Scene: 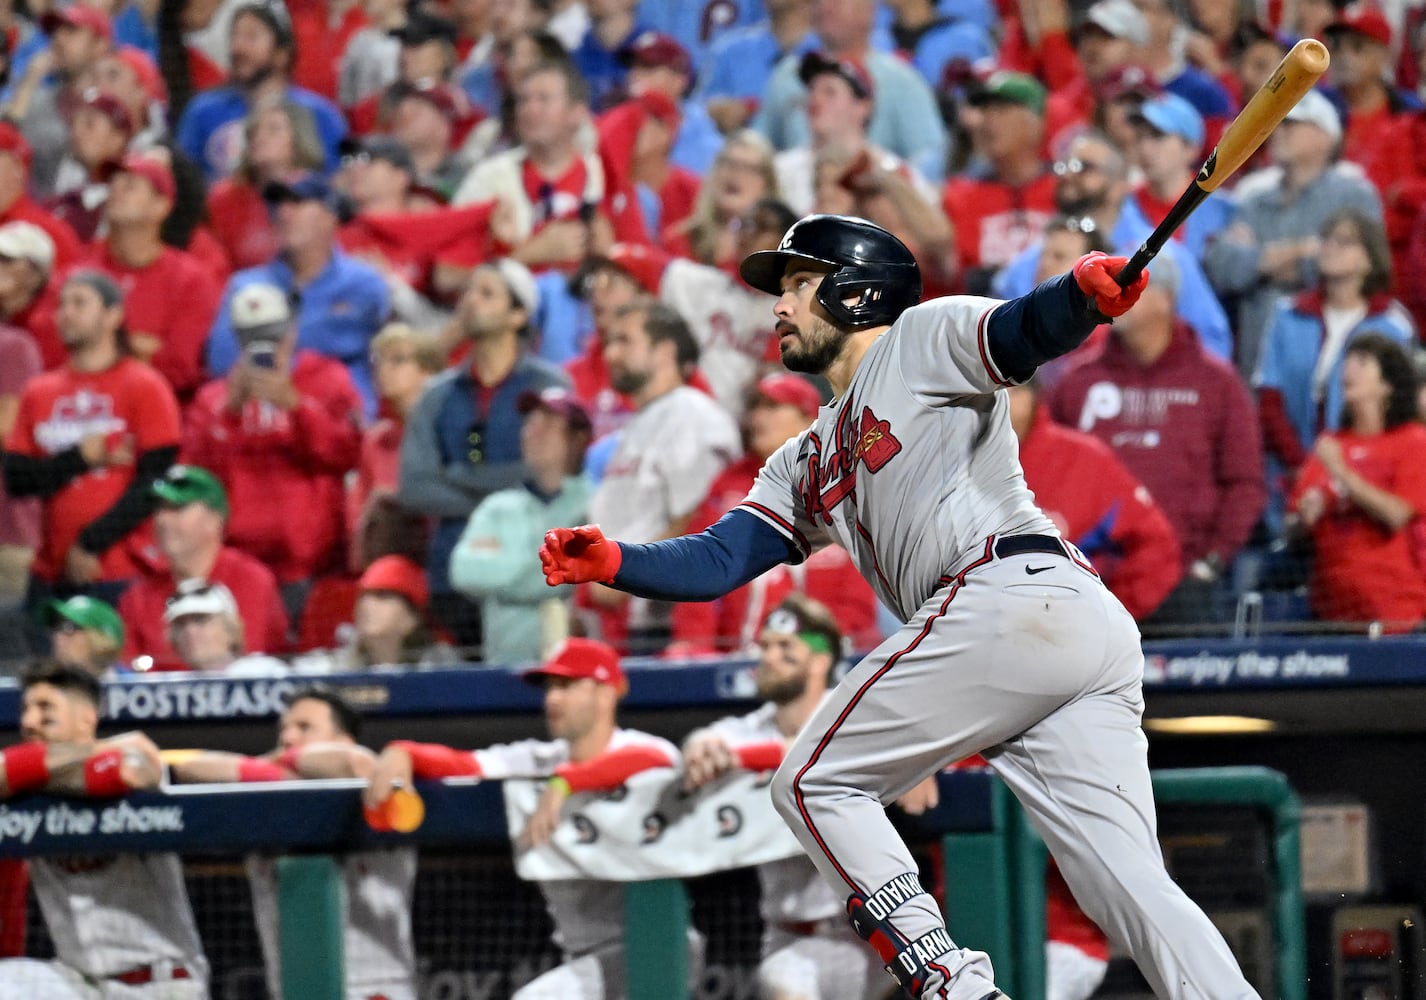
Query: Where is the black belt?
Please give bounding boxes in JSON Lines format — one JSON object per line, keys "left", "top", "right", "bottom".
{"left": 993, "top": 534, "right": 1067, "bottom": 560}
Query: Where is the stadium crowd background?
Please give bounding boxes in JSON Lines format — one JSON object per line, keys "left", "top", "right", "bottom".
{"left": 0, "top": 0, "right": 1422, "bottom": 670}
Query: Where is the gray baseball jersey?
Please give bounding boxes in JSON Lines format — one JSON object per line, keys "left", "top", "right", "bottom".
{"left": 734, "top": 294, "right": 1259, "bottom": 999}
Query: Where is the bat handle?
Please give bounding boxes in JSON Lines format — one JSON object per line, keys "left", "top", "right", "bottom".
{"left": 1115, "top": 245, "right": 1154, "bottom": 289}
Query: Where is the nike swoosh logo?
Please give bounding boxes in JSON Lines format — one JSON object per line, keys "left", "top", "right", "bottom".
{"left": 1025, "top": 565, "right": 1055, "bottom": 575}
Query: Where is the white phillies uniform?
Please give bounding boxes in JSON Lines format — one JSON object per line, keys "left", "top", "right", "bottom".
{"left": 659, "top": 258, "right": 777, "bottom": 418}
{"left": 247, "top": 847, "right": 418, "bottom": 1000}
{"left": 475, "top": 728, "right": 700, "bottom": 1000}
{"left": 0, "top": 853, "right": 209, "bottom": 1000}
{"left": 694, "top": 703, "right": 883, "bottom": 1000}
{"left": 739, "top": 297, "right": 1257, "bottom": 1000}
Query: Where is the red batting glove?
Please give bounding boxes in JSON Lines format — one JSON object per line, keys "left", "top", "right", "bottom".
{"left": 1072, "top": 252, "right": 1148, "bottom": 319}
{"left": 541, "top": 525, "right": 623, "bottom": 586}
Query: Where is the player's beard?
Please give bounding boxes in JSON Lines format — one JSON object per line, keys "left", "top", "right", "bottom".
{"left": 755, "top": 668, "right": 808, "bottom": 705}
{"left": 779, "top": 314, "right": 850, "bottom": 375}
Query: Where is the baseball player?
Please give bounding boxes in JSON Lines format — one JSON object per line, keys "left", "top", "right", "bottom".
{"left": 165, "top": 685, "right": 416, "bottom": 1000}
{"left": 683, "top": 593, "right": 882, "bottom": 1000}
{"left": 0, "top": 662, "right": 208, "bottom": 999}
{"left": 540, "top": 214, "right": 1258, "bottom": 999}
{"left": 363, "top": 638, "right": 699, "bottom": 1000}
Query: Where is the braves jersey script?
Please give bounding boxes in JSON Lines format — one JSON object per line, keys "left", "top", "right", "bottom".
{"left": 740, "top": 297, "right": 1056, "bottom": 620}
{"left": 248, "top": 848, "right": 418, "bottom": 1000}
{"left": 660, "top": 258, "right": 777, "bottom": 417}
{"left": 698, "top": 703, "right": 842, "bottom": 926}
{"left": 588, "top": 386, "right": 741, "bottom": 544}
{"left": 29, "top": 852, "right": 208, "bottom": 982}
{"left": 476, "top": 728, "right": 680, "bottom": 958}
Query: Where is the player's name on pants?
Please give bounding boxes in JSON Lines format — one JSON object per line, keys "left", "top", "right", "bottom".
{"left": 865, "top": 871, "right": 926, "bottom": 920}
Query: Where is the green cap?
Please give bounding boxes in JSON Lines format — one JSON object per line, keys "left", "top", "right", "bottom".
{"left": 152, "top": 464, "right": 228, "bottom": 517}
{"left": 969, "top": 71, "right": 1047, "bottom": 115}
{"left": 43, "top": 596, "right": 125, "bottom": 647}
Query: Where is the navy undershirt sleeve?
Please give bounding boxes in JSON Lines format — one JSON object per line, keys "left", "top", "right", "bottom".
{"left": 985, "top": 272, "right": 1100, "bottom": 384}
{"left": 611, "top": 508, "right": 798, "bottom": 601}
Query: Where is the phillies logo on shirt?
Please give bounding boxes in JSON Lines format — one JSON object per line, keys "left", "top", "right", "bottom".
{"left": 799, "top": 400, "right": 902, "bottom": 524}
{"left": 35, "top": 390, "right": 125, "bottom": 454}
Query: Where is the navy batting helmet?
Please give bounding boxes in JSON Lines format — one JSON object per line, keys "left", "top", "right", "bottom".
{"left": 739, "top": 215, "right": 921, "bottom": 329}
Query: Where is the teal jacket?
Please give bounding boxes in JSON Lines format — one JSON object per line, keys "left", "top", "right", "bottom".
{"left": 448, "top": 475, "right": 592, "bottom": 666}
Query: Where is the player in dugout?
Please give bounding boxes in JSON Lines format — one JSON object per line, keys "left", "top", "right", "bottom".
{"left": 681, "top": 592, "right": 884, "bottom": 1000}
{"left": 0, "top": 662, "right": 209, "bottom": 998}
{"left": 363, "top": 637, "right": 701, "bottom": 1000}
{"left": 164, "top": 684, "right": 416, "bottom": 1000}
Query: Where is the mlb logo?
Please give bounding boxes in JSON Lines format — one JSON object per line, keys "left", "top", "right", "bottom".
{"left": 1143, "top": 654, "right": 1168, "bottom": 684}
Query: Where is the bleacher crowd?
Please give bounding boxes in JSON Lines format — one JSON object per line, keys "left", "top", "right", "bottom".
{"left": 0, "top": 0, "right": 1425, "bottom": 682}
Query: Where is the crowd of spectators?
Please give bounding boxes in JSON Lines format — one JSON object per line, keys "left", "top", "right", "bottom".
{"left": 2, "top": 0, "right": 1426, "bottom": 679}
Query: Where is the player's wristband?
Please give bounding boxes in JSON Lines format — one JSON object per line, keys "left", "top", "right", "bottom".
{"left": 547, "top": 775, "right": 572, "bottom": 797}
{"left": 2, "top": 743, "right": 50, "bottom": 793}
{"left": 83, "top": 749, "right": 128, "bottom": 797}
{"left": 237, "top": 757, "right": 289, "bottom": 783}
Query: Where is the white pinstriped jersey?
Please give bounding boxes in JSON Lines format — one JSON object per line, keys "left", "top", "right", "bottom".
{"left": 474, "top": 728, "right": 681, "bottom": 959}
{"left": 29, "top": 852, "right": 208, "bottom": 981}
{"left": 660, "top": 258, "right": 777, "bottom": 418}
{"left": 248, "top": 848, "right": 418, "bottom": 1000}
{"left": 739, "top": 296, "right": 1057, "bottom": 620}
{"left": 697, "top": 703, "right": 842, "bottom": 925}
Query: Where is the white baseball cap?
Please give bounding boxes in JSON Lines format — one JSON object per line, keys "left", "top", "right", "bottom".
{"left": 1284, "top": 89, "right": 1342, "bottom": 144}
{"left": 488, "top": 257, "right": 540, "bottom": 317}
{"left": 0, "top": 221, "right": 55, "bottom": 275}
{"left": 164, "top": 579, "right": 240, "bottom": 624}
{"left": 230, "top": 282, "right": 292, "bottom": 341}
{"left": 1084, "top": 0, "right": 1149, "bottom": 46}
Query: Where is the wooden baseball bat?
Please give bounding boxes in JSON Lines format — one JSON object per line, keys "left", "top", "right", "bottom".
{"left": 1115, "top": 38, "right": 1332, "bottom": 288}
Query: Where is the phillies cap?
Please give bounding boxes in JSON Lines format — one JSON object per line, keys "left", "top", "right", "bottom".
{"left": 516, "top": 386, "right": 593, "bottom": 431}
{"left": 359, "top": 555, "right": 429, "bottom": 611}
{"left": 0, "top": 221, "right": 56, "bottom": 275}
{"left": 164, "top": 579, "right": 239, "bottom": 624}
{"left": 41, "top": 4, "right": 113, "bottom": 40}
{"left": 1082, "top": 0, "right": 1149, "bottom": 45}
{"left": 1328, "top": 3, "right": 1393, "bottom": 47}
{"left": 152, "top": 464, "right": 229, "bottom": 517}
{"left": 114, "top": 47, "right": 168, "bottom": 105}
{"left": 619, "top": 30, "right": 692, "bottom": 77}
{"left": 1094, "top": 63, "right": 1161, "bottom": 103}
{"left": 752, "top": 374, "right": 822, "bottom": 420}
{"left": 1133, "top": 92, "right": 1205, "bottom": 147}
{"left": 0, "top": 122, "right": 32, "bottom": 170}
{"left": 523, "top": 638, "right": 627, "bottom": 690}
{"left": 967, "top": 71, "right": 1046, "bottom": 115}
{"left": 43, "top": 595, "right": 124, "bottom": 647}
{"left": 230, "top": 282, "right": 292, "bottom": 341}
{"left": 1284, "top": 88, "right": 1343, "bottom": 143}
{"left": 102, "top": 152, "right": 175, "bottom": 199}
{"left": 798, "top": 50, "right": 874, "bottom": 101}
{"left": 392, "top": 80, "right": 468, "bottom": 123}
{"left": 75, "top": 87, "right": 135, "bottom": 135}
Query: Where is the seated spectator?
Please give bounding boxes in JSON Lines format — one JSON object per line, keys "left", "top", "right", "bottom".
{"left": 206, "top": 97, "right": 329, "bottom": 273}
{"left": 350, "top": 323, "right": 444, "bottom": 571}
{"left": 0, "top": 222, "right": 59, "bottom": 371}
{"left": 386, "top": 80, "right": 477, "bottom": 202}
{"left": 694, "top": 0, "right": 815, "bottom": 137}
{"left": 620, "top": 31, "right": 722, "bottom": 177}
{"left": 207, "top": 173, "right": 392, "bottom": 419}
{"left": 1048, "top": 254, "right": 1265, "bottom": 629}
{"left": 166, "top": 685, "right": 416, "bottom": 1000}
{"left": 1257, "top": 209, "right": 1414, "bottom": 476}
{"left": 0, "top": 125, "right": 81, "bottom": 277}
{"left": 347, "top": 10, "right": 461, "bottom": 133}
{"left": 778, "top": 53, "right": 949, "bottom": 283}
{"left": 184, "top": 282, "right": 363, "bottom": 615}
{"left": 398, "top": 258, "right": 569, "bottom": 651}
{"left": 3, "top": 271, "right": 180, "bottom": 633}
{"left": 755, "top": 0, "right": 949, "bottom": 182}
{"left": 580, "top": 300, "right": 741, "bottom": 653}
{"left": 81, "top": 153, "right": 222, "bottom": 400}
{"left": 163, "top": 579, "right": 289, "bottom": 676}
{"left": 0, "top": 664, "right": 205, "bottom": 992}
{"left": 44, "top": 595, "right": 127, "bottom": 678}
{"left": 119, "top": 463, "right": 288, "bottom": 670}
{"left": 45, "top": 88, "right": 135, "bottom": 240}
{"left": 339, "top": 0, "right": 405, "bottom": 112}
{"left": 1130, "top": 0, "right": 1234, "bottom": 124}
{"left": 569, "top": 0, "right": 646, "bottom": 113}
{"left": 1008, "top": 379, "right": 1181, "bottom": 621}
{"left": 460, "top": 30, "right": 568, "bottom": 166}
{"left": 1289, "top": 334, "right": 1426, "bottom": 632}
{"left": 450, "top": 387, "right": 594, "bottom": 666}
{"left": 1127, "top": 93, "right": 1232, "bottom": 264}
{"left": 596, "top": 81, "right": 700, "bottom": 252}
{"left": 363, "top": 638, "right": 700, "bottom": 999}
{"left": 564, "top": 254, "right": 646, "bottom": 439}
{"left": 941, "top": 71, "right": 1056, "bottom": 295}
{"left": 663, "top": 129, "right": 780, "bottom": 268}
{"left": 1042, "top": 0, "right": 1149, "bottom": 149}
{"left": 1091, "top": 62, "right": 1163, "bottom": 158}
{"left": 297, "top": 555, "right": 456, "bottom": 671}
{"left": 669, "top": 375, "right": 881, "bottom": 656}
{"left": 1323, "top": 5, "right": 1420, "bottom": 180}
{"left": 884, "top": 0, "right": 994, "bottom": 88}
{"left": 175, "top": 0, "right": 347, "bottom": 180}
{"left": 0, "top": 304, "right": 41, "bottom": 603}
{"left": 1205, "top": 89, "right": 1382, "bottom": 376}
